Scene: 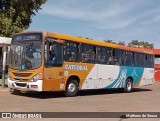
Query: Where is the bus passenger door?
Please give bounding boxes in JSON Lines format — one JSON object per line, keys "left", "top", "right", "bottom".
{"left": 43, "top": 38, "right": 64, "bottom": 91}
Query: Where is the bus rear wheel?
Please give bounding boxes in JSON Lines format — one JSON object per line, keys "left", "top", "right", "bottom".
{"left": 65, "top": 79, "right": 79, "bottom": 97}
{"left": 124, "top": 78, "right": 133, "bottom": 93}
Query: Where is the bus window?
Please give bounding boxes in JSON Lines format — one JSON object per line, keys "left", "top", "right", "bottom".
{"left": 56, "top": 44, "right": 63, "bottom": 65}
{"left": 45, "top": 38, "right": 63, "bottom": 67}
{"left": 106, "top": 48, "right": 112, "bottom": 65}
{"left": 96, "top": 46, "right": 111, "bottom": 64}
{"left": 145, "top": 54, "right": 154, "bottom": 68}
{"left": 64, "top": 41, "right": 79, "bottom": 62}
{"left": 113, "top": 49, "right": 124, "bottom": 65}
{"left": 81, "top": 44, "right": 95, "bottom": 63}
{"left": 97, "top": 46, "right": 106, "bottom": 64}
{"left": 124, "top": 51, "right": 134, "bottom": 66}
{"left": 135, "top": 53, "right": 145, "bottom": 67}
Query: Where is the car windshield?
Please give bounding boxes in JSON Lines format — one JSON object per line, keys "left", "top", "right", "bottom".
{"left": 9, "top": 42, "right": 42, "bottom": 70}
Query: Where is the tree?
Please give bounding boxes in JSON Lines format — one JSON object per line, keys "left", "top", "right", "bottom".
{"left": 104, "top": 39, "right": 154, "bottom": 48}
{"left": 128, "top": 40, "right": 139, "bottom": 47}
{"left": 0, "top": 0, "right": 47, "bottom": 37}
{"left": 128, "top": 40, "right": 154, "bottom": 49}
{"left": 104, "top": 40, "right": 126, "bottom": 46}
{"left": 104, "top": 40, "right": 117, "bottom": 44}
{"left": 118, "top": 41, "right": 125, "bottom": 46}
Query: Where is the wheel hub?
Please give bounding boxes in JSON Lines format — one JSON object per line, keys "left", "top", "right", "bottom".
{"left": 68, "top": 83, "right": 76, "bottom": 93}
{"left": 127, "top": 82, "right": 132, "bottom": 91}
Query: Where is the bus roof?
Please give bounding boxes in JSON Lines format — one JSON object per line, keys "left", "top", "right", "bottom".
{"left": 20, "top": 31, "right": 154, "bottom": 54}
{"left": 48, "top": 32, "right": 154, "bottom": 54}
{"left": 153, "top": 49, "right": 160, "bottom": 55}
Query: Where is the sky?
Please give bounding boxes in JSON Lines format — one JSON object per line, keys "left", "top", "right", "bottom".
{"left": 29, "top": 0, "right": 160, "bottom": 48}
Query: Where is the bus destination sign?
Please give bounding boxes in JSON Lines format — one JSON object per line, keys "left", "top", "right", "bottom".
{"left": 13, "top": 34, "right": 42, "bottom": 42}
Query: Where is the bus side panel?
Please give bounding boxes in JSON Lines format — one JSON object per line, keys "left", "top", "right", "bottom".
{"left": 144, "top": 68, "right": 154, "bottom": 85}
{"left": 105, "top": 66, "right": 145, "bottom": 88}
{"left": 81, "top": 64, "right": 120, "bottom": 90}
{"left": 43, "top": 63, "right": 153, "bottom": 91}
{"left": 43, "top": 62, "right": 95, "bottom": 91}
{"left": 81, "top": 64, "right": 98, "bottom": 89}
{"left": 81, "top": 65, "right": 146, "bottom": 89}
{"left": 43, "top": 66, "right": 76, "bottom": 92}
{"left": 138, "top": 68, "right": 154, "bottom": 86}
{"left": 97, "top": 65, "right": 119, "bottom": 88}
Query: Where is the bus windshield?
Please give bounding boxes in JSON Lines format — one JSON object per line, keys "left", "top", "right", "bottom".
{"left": 10, "top": 42, "right": 42, "bottom": 70}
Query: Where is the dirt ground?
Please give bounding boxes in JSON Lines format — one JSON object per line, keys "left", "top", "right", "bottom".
{"left": 0, "top": 81, "right": 160, "bottom": 121}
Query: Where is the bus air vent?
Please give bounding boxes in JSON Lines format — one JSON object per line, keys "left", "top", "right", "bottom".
{"left": 15, "top": 83, "right": 27, "bottom": 87}
{"left": 12, "top": 73, "right": 32, "bottom": 77}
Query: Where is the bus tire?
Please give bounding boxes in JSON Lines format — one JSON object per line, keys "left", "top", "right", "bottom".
{"left": 65, "top": 79, "right": 79, "bottom": 97}
{"left": 124, "top": 78, "right": 133, "bottom": 93}
{"left": 10, "top": 88, "right": 20, "bottom": 95}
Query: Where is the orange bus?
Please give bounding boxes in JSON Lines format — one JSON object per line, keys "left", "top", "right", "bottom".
{"left": 8, "top": 31, "right": 155, "bottom": 96}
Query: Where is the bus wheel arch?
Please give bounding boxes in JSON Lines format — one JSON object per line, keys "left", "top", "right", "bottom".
{"left": 124, "top": 77, "right": 133, "bottom": 93}
{"left": 65, "top": 76, "right": 80, "bottom": 97}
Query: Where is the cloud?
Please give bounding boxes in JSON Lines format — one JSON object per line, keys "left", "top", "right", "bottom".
{"left": 158, "top": 36, "right": 160, "bottom": 40}
{"left": 28, "top": 0, "right": 160, "bottom": 48}
{"left": 140, "top": 14, "right": 160, "bottom": 25}
{"left": 39, "top": 0, "right": 160, "bottom": 30}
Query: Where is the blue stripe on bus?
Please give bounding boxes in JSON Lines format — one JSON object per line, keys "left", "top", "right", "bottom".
{"left": 105, "top": 66, "right": 144, "bottom": 88}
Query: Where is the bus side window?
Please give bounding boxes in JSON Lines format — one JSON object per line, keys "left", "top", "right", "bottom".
{"left": 145, "top": 54, "right": 154, "bottom": 68}
{"left": 45, "top": 40, "right": 56, "bottom": 66}
{"left": 96, "top": 46, "right": 109, "bottom": 64}
{"left": 64, "top": 41, "right": 79, "bottom": 62}
{"left": 109, "top": 49, "right": 115, "bottom": 65}
{"left": 135, "top": 53, "right": 145, "bottom": 67}
{"left": 45, "top": 38, "right": 63, "bottom": 67}
{"left": 113, "top": 49, "right": 124, "bottom": 65}
{"left": 124, "top": 51, "right": 134, "bottom": 66}
{"left": 81, "top": 44, "right": 95, "bottom": 63}
{"left": 106, "top": 48, "right": 112, "bottom": 65}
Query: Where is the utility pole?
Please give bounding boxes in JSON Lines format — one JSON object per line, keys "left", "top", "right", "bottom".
{"left": 2, "top": 45, "right": 7, "bottom": 88}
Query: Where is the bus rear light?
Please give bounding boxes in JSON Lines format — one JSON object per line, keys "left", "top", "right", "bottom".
{"left": 31, "top": 85, "right": 38, "bottom": 89}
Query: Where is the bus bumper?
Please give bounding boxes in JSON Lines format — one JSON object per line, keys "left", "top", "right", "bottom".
{"left": 8, "top": 79, "right": 43, "bottom": 92}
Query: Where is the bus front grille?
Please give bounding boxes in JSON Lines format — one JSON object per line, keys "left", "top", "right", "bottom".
{"left": 15, "top": 83, "right": 27, "bottom": 87}
{"left": 12, "top": 73, "right": 32, "bottom": 77}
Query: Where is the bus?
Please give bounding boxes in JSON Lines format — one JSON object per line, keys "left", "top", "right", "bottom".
{"left": 8, "top": 31, "right": 155, "bottom": 96}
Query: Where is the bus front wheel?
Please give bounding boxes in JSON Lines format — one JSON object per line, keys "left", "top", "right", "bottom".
{"left": 124, "top": 78, "right": 133, "bottom": 93}
{"left": 10, "top": 88, "right": 20, "bottom": 95}
{"left": 65, "top": 79, "right": 79, "bottom": 97}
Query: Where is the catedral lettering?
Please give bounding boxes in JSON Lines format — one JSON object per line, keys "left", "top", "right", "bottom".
{"left": 8, "top": 31, "right": 155, "bottom": 97}
{"left": 65, "top": 64, "right": 88, "bottom": 70}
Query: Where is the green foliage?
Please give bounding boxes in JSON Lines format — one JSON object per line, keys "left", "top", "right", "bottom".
{"left": 104, "top": 40, "right": 125, "bottom": 46}
{"left": 0, "top": 0, "right": 47, "bottom": 37}
{"left": 118, "top": 41, "right": 125, "bottom": 46}
{"left": 104, "top": 40, "right": 117, "bottom": 44}
{"left": 104, "top": 39, "right": 154, "bottom": 48}
{"left": 128, "top": 40, "right": 154, "bottom": 49}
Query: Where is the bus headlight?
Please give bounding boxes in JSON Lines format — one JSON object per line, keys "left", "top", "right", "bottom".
{"left": 31, "top": 73, "right": 42, "bottom": 82}
{"left": 8, "top": 75, "right": 12, "bottom": 80}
